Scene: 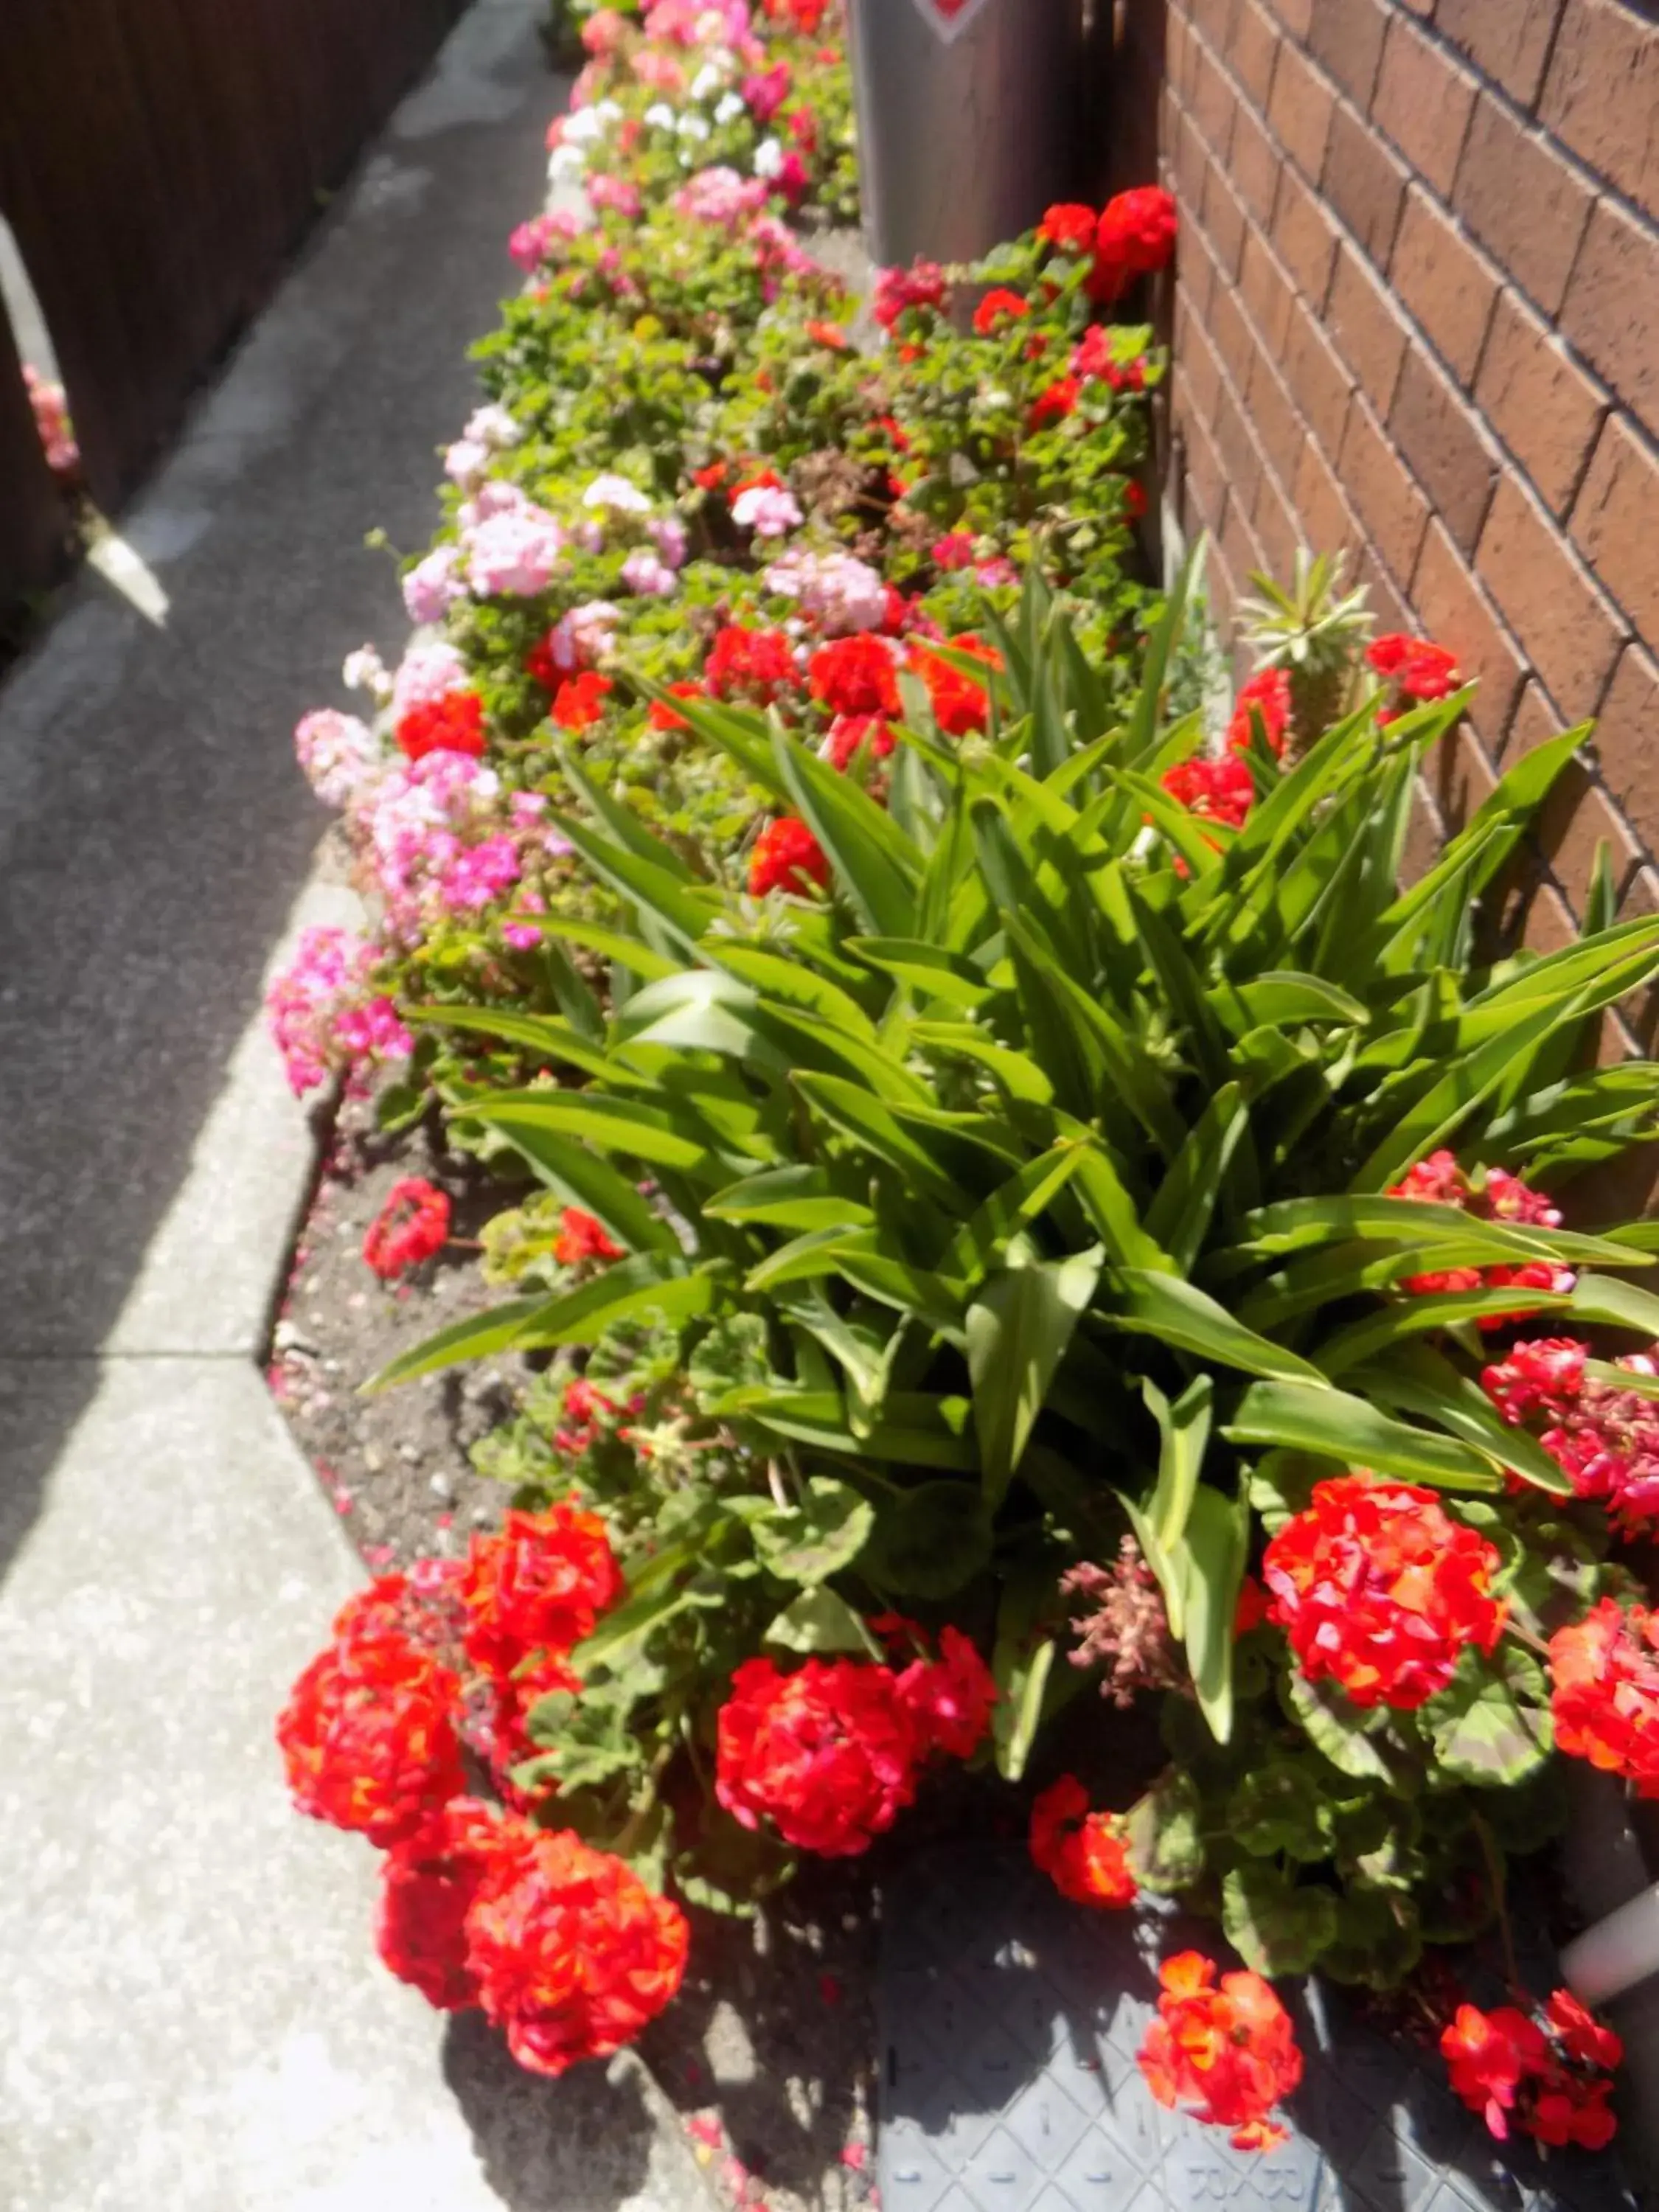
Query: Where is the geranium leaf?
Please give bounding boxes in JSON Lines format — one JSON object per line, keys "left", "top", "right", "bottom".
{"left": 858, "top": 1478, "right": 993, "bottom": 1599}
{"left": 751, "top": 1477, "right": 874, "bottom": 1585}
{"left": 1221, "top": 1863, "right": 1339, "bottom": 1977}
{"left": 1124, "top": 1770, "right": 1206, "bottom": 1894}
{"left": 764, "top": 1587, "right": 882, "bottom": 1657}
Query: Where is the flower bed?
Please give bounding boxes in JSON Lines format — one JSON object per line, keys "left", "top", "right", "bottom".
{"left": 271, "top": 0, "right": 1659, "bottom": 2168}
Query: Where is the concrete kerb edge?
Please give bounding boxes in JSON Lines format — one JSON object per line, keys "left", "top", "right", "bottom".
{"left": 156, "top": 847, "right": 725, "bottom": 2202}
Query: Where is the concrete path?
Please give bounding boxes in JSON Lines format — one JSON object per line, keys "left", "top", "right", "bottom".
{"left": 0, "top": 7, "right": 712, "bottom": 2206}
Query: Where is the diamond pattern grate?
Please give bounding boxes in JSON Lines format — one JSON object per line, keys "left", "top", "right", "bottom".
{"left": 877, "top": 1847, "right": 1639, "bottom": 2212}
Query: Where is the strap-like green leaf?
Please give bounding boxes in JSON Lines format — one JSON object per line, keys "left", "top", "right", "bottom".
{"left": 365, "top": 1294, "right": 557, "bottom": 1391}
{"left": 466, "top": 1089, "right": 725, "bottom": 1176}
{"left": 1107, "top": 1270, "right": 1330, "bottom": 1384}
{"left": 771, "top": 718, "right": 921, "bottom": 939}
{"left": 405, "top": 1004, "right": 616, "bottom": 1081}
{"left": 967, "top": 1252, "right": 1102, "bottom": 1506}
{"left": 1223, "top": 1380, "right": 1503, "bottom": 1489}
{"left": 1144, "top": 1083, "right": 1248, "bottom": 1271}
{"left": 455, "top": 1113, "right": 675, "bottom": 1254}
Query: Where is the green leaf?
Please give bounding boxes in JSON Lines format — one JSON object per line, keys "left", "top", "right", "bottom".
{"left": 1124, "top": 1770, "right": 1206, "bottom": 1894}
{"left": 1107, "top": 1270, "right": 1332, "bottom": 1385}
{"left": 764, "top": 1587, "right": 882, "bottom": 1656}
{"left": 849, "top": 936, "right": 994, "bottom": 1010}
{"left": 1282, "top": 1670, "right": 1417, "bottom": 1787}
{"left": 364, "top": 1293, "right": 554, "bottom": 1392}
{"left": 1312, "top": 1286, "right": 1574, "bottom": 1377}
{"left": 992, "top": 1635, "right": 1057, "bottom": 1784}
{"left": 858, "top": 1479, "right": 995, "bottom": 1599}
{"left": 1182, "top": 1482, "right": 1248, "bottom": 1745}
{"left": 1569, "top": 1273, "right": 1659, "bottom": 1337}
{"left": 1144, "top": 1083, "right": 1249, "bottom": 1272}
{"left": 1145, "top": 1376, "right": 1214, "bottom": 1560}
{"left": 1228, "top": 1761, "right": 1335, "bottom": 1860}
{"left": 751, "top": 1476, "right": 875, "bottom": 1585}
{"left": 704, "top": 1164, "right": 875, "bottom": 1234}
{"left": 1422, "top": 1653, "right": 1553, "bottom": 1786}
{"left": 1221, "top": 1863, "right": 1339, "bottom": 1977}
{"left": 405, "top": 1004, "right": 616, "bottom": 1080}
{"left": 792, "top": 1071, "right": 964, "bottom": 1208}
{"left": 511, "top": 1256, "right": 722, "bottom": 1353}
{"left": 467, "top": 1090, "right": 725, "bottom": 1177}
{"left": 771, "top": 717, "right": 921, "bottom": 938}
{"left": 458, "top": 1116, "right": 677, "bottom": 1256}
{"left": 1225, "top": 1380, "right": 1504, "bottom": 1490}
{"left": 967, "top": 1251, "right": 1102, "bottom": 1505}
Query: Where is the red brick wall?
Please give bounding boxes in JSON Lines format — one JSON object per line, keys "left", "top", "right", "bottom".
{"left": 1149, "top": 0, "right": 1659, "bottom": 954}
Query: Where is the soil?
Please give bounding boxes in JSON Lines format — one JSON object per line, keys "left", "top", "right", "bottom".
{"left": 268, "top": 1084, "right": 880, "bottom": 2212}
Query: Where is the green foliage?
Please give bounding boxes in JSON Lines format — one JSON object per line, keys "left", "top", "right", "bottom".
{"left": 401, "top": 551, "right": 1659, "bottom": 1978}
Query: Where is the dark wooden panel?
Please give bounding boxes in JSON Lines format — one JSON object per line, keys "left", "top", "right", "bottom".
{"left": 0, "top": 0, "right": 468, "bottom": 512}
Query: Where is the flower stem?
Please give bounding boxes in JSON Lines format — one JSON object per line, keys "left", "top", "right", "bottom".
{"left": 1472, "top": 1812, "right": 1521, "bottom": 1997}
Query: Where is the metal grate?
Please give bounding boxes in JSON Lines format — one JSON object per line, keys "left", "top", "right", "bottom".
{"left": 878, "top": 1846, "right": 1639, "bottom": 2212}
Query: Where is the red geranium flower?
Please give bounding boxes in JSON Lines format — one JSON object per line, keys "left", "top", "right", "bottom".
{"left": 1138, "top": 1952, "right": 1303, "bottom": 2152}
{"left": 459, "top": 1501, "right": 622, "bottom": 1678}
{"left": 465, "top": 1826, "right": 689, "bottom": 2076}
{"left": 749, "top": 816, "right": 830, "bottom": 897}
{"left": 1073, "top": 324, "right": 1147, "bottom": 388}
{"left": 363, "top": 1178, "right": 451, "bottom": 1279}
{"left": 895, "top": 1627, "right": 998, "bottom": 1761}
{"left": 973, "top": 287, "right": 1031, "bottom": 335}
{"left": 649, "top": 680, "right": 705, "bottom": 731}
{"left": 908, "top": 634, "right": 1001, "bottom": 737}
{"left": 277, "top": 1629, "right": 465, "bottom": 1847}
{"left": 804, "top": 319, "right": 849, "bottom": 350}
{"left": 824, "top": 714, "right": 896, "bottom": 771}
{"left": 1029, "top": 1775, "right": 1138, "bottom": 1907}
{"left": 1162, "top": 752, "right": 1256, "bottom": 830}
{"left": 1262, "top": 1474, "right": 1504, "bottom": 1709}
{"left": 1226, "top": 667, "right": 1292, "bottom": 757}
{"left": 872, "top": 260, "right": 948, "bottom": 333}
{"left": 553, "top": 1206, "right": 625, "bottom": 1265}
{"left": 1090, "top": 186, "right": 1178, "bottom": 303}
{"left": 1442, "top": 1988, "right": 1621, "bottom": 2150}
{"left": 1029, "top": 376, "right": 1080, "bottom": 428}
{"left": 715, "top": 1655, "right": 919, "bottom": 1856}
{"left": 1368, "top": 633, "right": 1462, "bottom": 702}
{"left": 377, "top": 1795, "right": 507, "bottom": 2009}
{"left": 1550, "top": 1598, "right": 1659, "bottom": 1796}
{"left": 397, "top": 692, "right": 487, "bottom": 762}
{"left": 808, "top": 633, "right": 901, "bottom": 718}
{"left": 1387, "top": 1152, "right": 1575, "bottom": 1321}
{"left": 552, "top": 671, "right": 613, "bottom": 731}
{"left": 706, "top": 624, "right": 799, "bottom": 705}
{"left": 1040, "top": 203, "right": 1102, "bottom": 254}
{"left": 692, "top": 461, "right": 728, "bottom": 491}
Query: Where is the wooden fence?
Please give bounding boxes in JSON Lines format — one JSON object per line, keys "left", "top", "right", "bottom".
{"left": 0, "top": 0, "right": 467, "bottom": 607}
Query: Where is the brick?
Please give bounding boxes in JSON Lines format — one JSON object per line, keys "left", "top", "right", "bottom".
{"left": 1368, "top": 16, "right": 1479, "bottom": 198}
{"left": 1227, "top": 0, "right": 1281, "bottom": 108}
{"left": 1540, "top": 0, "right": 1659, "bottom": 217}
{"left": 1474, "top": 288, "right": 1610, "bottom": 517}
{"left": 1340, "top": 395, "right": 1432, "bottom": 587}
{"left": 1237, "top": 228, "right": 1295, "bottom": 358}
{"left": 1246, "top": 349, "right": 1305, "bottom": 491}
{"left": 1322, "top": 102, "right": 1408, "bottom": 266}
{"left": 1172, "top": 108, "right": 1212, "bottom": 241}
{"left": 1537, "top": 751, "right": 1642, "bottom": 915}
{"left": 1207, "top": 271, "right": 1256, "bottom": 399}
{"left": 1220, "top": 477, "right": 1267, "bottom": 584}
{"left": 1475, "top": 476, "right": 1627, "bottom": 722}
{"left": 1434, "top": 0, "right": 1565, "bottom": 109}
{"left": 1260, "top": 0, "right": 1312, "bottom": 38}
{"left": 1506, "top": 677, "right": 1568, "bottom": 762}
{"left": 1522, "top": 880, "right": 1579, "bottom": 956}
{"left": 1189, "top": 0, "right": 1241, "bottom": 58}
{"left": 1452, "top": 95, "right": 1594, "bottom": 318}
{"left": 1166, "top": 7, "right": 1197, "bottom": 103}
{"left": 1175, "top": 285, "right": 1225, "bottom": 422}
{"left": 1388, "top": 347, "right": 1500, "bottom": 556}
{"left": 1208, "top": 542, "right": 1239, "bottom": 635}
{"left": 1189, "top": 35, "right": 1239, "bottom": 165}
{"left": 1282, "top": 291, "right": 1355, "bottom": 457}
{"left": 1432, "top": 723, "right": 1499, "bottom": 838}
{"left": 1175, "top": 388, "right": 1230, "bottom": 534}
{"left": 1559, "top": 198, "right": 1659, "bottom": 428}
{"left": 1214, "top": 375, "right": 1267, "bottom": 518}
{"left": 1200, "top": 158, "right": 1250, "bottom": 279}
{"left": 1354, "top": 543, "right": 1412, "bottom": 637}
{"left": 1399, "top": 786, "right": 1445, "bottom": 886}
{"left": 1228, "top": 98, "right": 1282, "bottom": 226}
{"left": 1251, "top": 452, "right": 1301, "bottom": 577}
{"left": 1265, "top": 35, "right": 1335, "bottom": 181}
{"left": 1325, "top": 242, "right": 1411, "bottom": 415}
{"left": 1386, "top": 187, "right": 1498, "bottom": 389}
{"left": 1293, "top": 437, "right": 1360, "bottom": 557}
{"left": 1307, "top": 0, "right": 1389, "bottom": 108}
{"left": 1181, "top": 212, "right": 1225, "bottom": 324}
{"left": 1271, "top": 162, "right": 1340, "bottom": 304}
{"left": 1411, "top": 519, "right": 1528, "bottom": 741}
{"left": 1572, "top": 415, "right": 1659, "bottom": 651}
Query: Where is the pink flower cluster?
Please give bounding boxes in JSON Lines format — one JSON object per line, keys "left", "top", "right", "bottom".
{"left": 765, "top": 549, "right": 888, "bottom": 634}
{"left": 24, "top": 365, "right": 79, "bottom": 476}
{"left": 1388, "top": 1151, "right": 1576, "bottom": 1325}
{"left": 459, "top": 483, "right": 566, "bottom": 599}
{"left": 674, "top": 165, "right": 769, "bottom": 226}
{"left": 1484, "top": 1337, "right": 1659, "bottom": 1528}
{"left": 265, "top": 927, "right": 412, "bottom": 1096}
{"left": 294, "top": 709, "right": 378, "bottom": 808}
